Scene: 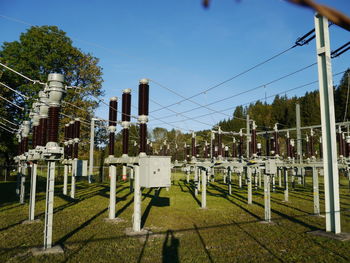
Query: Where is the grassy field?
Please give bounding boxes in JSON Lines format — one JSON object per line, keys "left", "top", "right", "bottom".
{"left": 0, "top": 171, "right": 350, "bottom": 262}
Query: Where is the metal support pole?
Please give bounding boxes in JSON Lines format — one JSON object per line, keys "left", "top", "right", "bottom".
{"left": 246, "top": 114, "right": 250, "bottom": 158}
{"left": 264, "top": 174, "right": 271, "bottom": 222}
{"left": 313, "top": 167, "right": 320, "bottom": 215}
{"left": 133, "top": 165, "right": 141, "bottom": 232}
{"left": 19, "top": 163, "right": 26, "bottom": 204}
{"left": 109, "top": 164, "right": 117, "bottom": 219}
{"left": 284, "top": 168, "right": 289, "bottom": 202}
{"left": 278, "top": 168, "right": 282, "bottom": 188}
{"left": 272, "top": 174, "right": 276, "bottom": 192}
{"left": 239, "top": 173, "right": 242, "bottom": 188}
{"left": 70, "top": 159, "right": 76, "bottom": 199}
{"left": 228, "top": 168, "right": 232, "bottom": 195}
{"left": 88, "top": 118, "right": 95, "bottom": 184}
{"left": 247, "top": 167, "right": 252, "bottom": 204}
{"left": 315, "top": 14, "right": 341, "bottom": 233}
{"left": 296, "top": 103, "right": 303, "bottom": 164}
{"left": 29, "top": 162, "right": 37, "bottom": 221}
{"left": 63, "top": 164, "right": 68, "bottom": 195}
{"left": 186, "top": 169, "right": 190, "bottom": 183}
{"left": 201, "top": 169, "right": 206, "bottom": 208}
{"left": 44, "top": 161, "right": 55, "bottom": 249}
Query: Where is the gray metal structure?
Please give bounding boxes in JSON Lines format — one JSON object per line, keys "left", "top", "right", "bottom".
{"left": 315, "top": 14, "right": 341, "bottom": 234}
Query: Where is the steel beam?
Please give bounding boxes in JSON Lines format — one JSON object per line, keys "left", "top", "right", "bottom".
{"left": 315, "top": 14, "right": 341, "bottom": 233}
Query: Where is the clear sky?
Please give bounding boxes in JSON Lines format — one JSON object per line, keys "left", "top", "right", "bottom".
{"left": 1, "top": 0, "right": 349, "bottom": 132}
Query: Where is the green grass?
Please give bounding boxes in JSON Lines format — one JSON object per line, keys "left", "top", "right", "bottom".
{"left": 1, "top": 171, "right": 350, "bottom": 262}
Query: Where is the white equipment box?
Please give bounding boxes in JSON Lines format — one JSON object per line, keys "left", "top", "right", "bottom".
{"left": 139, "top": 156, "right": 171, "bottom": 188}
{"left": 76, "top": 160, "right": 88, "bottom": 177}
{"left": 265, "top": 159, "right": 277, "bottom": 175}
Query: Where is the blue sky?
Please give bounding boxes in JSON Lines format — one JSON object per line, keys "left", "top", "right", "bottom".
{"left": 1, "top": 0, "right": 349, "bottom": 132}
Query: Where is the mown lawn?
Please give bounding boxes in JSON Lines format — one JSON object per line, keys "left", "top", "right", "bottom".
{"left": 0, "top": 171, "right": 350, "bottom": 262}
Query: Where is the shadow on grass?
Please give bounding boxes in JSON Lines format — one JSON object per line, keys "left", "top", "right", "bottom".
{"left": 182, "top": 181, "right": 201, "bottom": 207}
{"left": 162, "top": 230, "right": 179, "bottom": 263}
{"left": 57, "top": 208, "right": 108, "bottom": 248}
{"left": 194, "top": 224, "right": 213, "bottom": 263}
{"left": 141, "top": 189, "right": 170, "bottom": 229}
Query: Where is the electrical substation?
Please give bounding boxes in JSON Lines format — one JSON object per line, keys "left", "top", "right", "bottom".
{"left": 1, "top": 3, "right": 350, "bottom": 262}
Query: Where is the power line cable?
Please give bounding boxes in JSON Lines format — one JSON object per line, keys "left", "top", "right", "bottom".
{"left": 0, "top": 124, "right": 15, "bottom": 134}
{"left": 0, "top": 62, "right": 45, "bottom": 85}
{"left": 0, "top": 117, "right": 18, "bottom": 127}
{"left": 155, "top": 62, "right": 316, "bottom": 121}
{"left": 0, "top": 95, "right": 24, "bottom": 110}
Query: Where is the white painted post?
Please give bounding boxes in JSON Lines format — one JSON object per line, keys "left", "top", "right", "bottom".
{"left": 29, "top": 162, "right": 37, "bottom": 221}
{"left": 239, "top": 173, "right": 242, "bottom": 188}
{"left": 133, "top": 165, "right": 141, "bottom": 232}
{"left": 247, "top": 167, "right": 252, "bottom": 204}
{"left": 109, "top": 164, "right": 117, "bottom": 219}
{"left": 19, "top": 164, "right": 26, "bottom": 204}
{"left": 201, "top": 169, "right": 206, "bottom": 208}
{"left": 313, "top": 167, "right": 320, "bottom": 215}
{"left": 264, "top": 174, "right": 271, "bottom": 222}
{"left": 44, "top": 161, "right": 55, "bottom": 249}
{"left": 315, "top": 14, "right": 341, "bottom": 233}
{"left": 70, "top": 159, "right": 76, "bottom": 199}
{"left": 63, "top": 163, "right": 68, "bottom": 195}
{"left": 228, "top": 168, "right": 232, "bottom": 195}
{"left": 284, "top": 168, "right": 289, "bottom": 202}
{"left": 88, "top": 118, "right": 95, "bottom": 184}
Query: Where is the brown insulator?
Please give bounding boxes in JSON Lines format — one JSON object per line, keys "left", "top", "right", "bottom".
{"left": 346, "top": 140, "right": 350, "bottom": 158}
{"left": 23, "top": 137, "right": 28, "bottom": 153}
{"left": 138, "top": 83, "right": 149, "bottom": 116}
{"left": 191, "top": 136, "right": 196, "bottom": 157}
{"left": 274, "top": 131, "right": 279, "bottom": 155}
{"left": 305, "top": 139, "right": 310, "bottom": 158}
{"left": 32, "top": 126, "right": 37, "bottom": 148}
{"left": 204, "top": 144, "right": 208, "bottom": 158}
{"left": 36, "top": 123, "right": 41, "bottom": 147}
{"left": 74, "top": 119, "right": 81, "bottom": 139}
{"left": 47, "top": 106, "right": 60, "bottom": 143}
{"left": 265, "top": 133, "right": 270, "bottom": 156}
{"left": 310, "top": 135, "right": 314, "bottom": 157}
{"left": 139, "top": 123, "right": 147, "bottom": 153}
{"left": 109, "top": 132, "right": 115, "bottom": 156}
{"left": 286, "top": 137, "right": 291, "bottom": 158}
{"left": 232, "top": 141, "right": 237, "bottom": 158}
{"left": 186, "top": 145, "right": 190, "bottom": 162}
{"left": 39, "top": 118, "right": 48, "bottom": 145}
{"left": 109, "top": 98, "right": 117, "bottom": 126}
{"left": 73, "top": 143, "right": 78, "bottom": 159}
{"left": 252, "top": 129, "right": 257, "bottom": 155}
{"left": 18, "top": 139, "right": 22, "bottom": 155}
{"left": 64, "top": 124, "right": 68, "bottom": 141}
{"left": 224, "top": 147, "right": 229, "bottom": 158}
{"left": 239, "top": 136, "right": 243, "bottom": 157}
{"left": 270, "top": 137, "right": 275, "bottom": 155}
{"left": 217, "top": 133, "right": 222, "bottom": 157}
{"left": 122, "top": 91, "right": 131, "bottom": 122}
{"left": 196, "top": 145, "right": 200, "bottom": 158}
{"left": 122, "top": 128, "right": 129, "bottom": 155}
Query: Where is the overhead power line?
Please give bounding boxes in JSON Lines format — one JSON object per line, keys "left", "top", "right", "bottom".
{"left": 0, "top": 124, "right": 15, "bottom": 134}
{"left": 0, "top": 62, "right": 45, "bottom": 85}
{"left": 0, "top": 117, "right": 18, "bottom": 127}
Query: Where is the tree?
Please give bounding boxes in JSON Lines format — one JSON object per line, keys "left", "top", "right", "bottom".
{"left": 0, "top": 25, "right": 104, "bottom": 162}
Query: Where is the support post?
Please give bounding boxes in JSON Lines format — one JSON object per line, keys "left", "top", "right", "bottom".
{"left": 315, "top": 14, "right": 341, "bottom": 233}
{"left": 264, "top": 174, "right": 271, "bottom": 222}
{"left": 313, "top": 167, "right": 320, "bottom": 215}
{"left": 63, "top": 164, "right": 68, "bottom": 195}
{"left": 201, "top": 169, "right": 207, "bottom": 208}
{"left": 88, "top": 118, "right": 95, "bottom": 184}
{"left": 247, "top": 167, "right": 252, "bottom": 204}
{"left": 29, "top": 162, "right": 37, "bottom": 221}
{"left": 109, "top": 165, "right": 116, "bottom": 219}
{"left": 284, "top": 168, "right": 289, "bottom": 202}
{"left": 296, "top": 103, "right": 302, "bottom": 164}
{"left": 133, "top": 165, "right": 141, "bottom": 232}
